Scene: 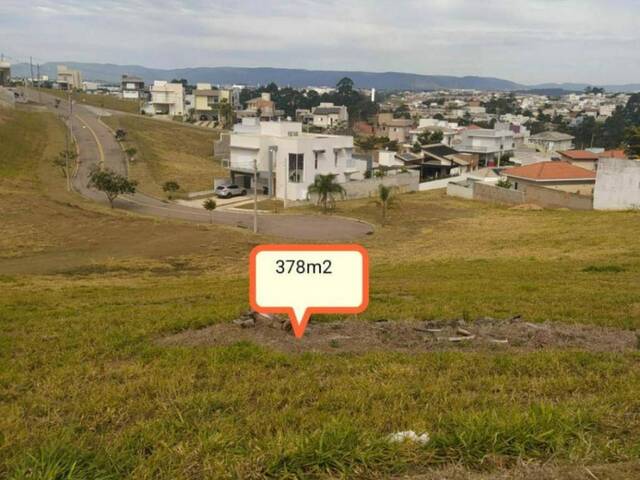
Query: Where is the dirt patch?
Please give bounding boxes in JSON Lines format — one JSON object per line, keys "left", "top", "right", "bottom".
{"left": 158, "top": 313, "right": 638, "bottom": 354}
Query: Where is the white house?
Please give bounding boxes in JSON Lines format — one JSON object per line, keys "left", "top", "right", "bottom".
{"left": 228, "top": 118, "right": 365, "bottom": 201}
{"left": 149, "top": 81, "right": 184, "bottom": 116}
{"left": 311, "top": 103, "right": 349, "bottom": 128}
{"left": 454, "top": 124, "right": 515, "bottom": 165}
{"left": 57, "top": 65, "right": 82, "bottom": 90}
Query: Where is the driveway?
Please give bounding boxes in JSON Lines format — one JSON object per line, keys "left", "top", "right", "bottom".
{"left": 23, "top": 88, "right": 374, "bottom": 241}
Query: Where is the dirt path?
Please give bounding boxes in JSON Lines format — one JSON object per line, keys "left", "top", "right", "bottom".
{"left": 158, "top": 314, "right": 638, "bottom": 354}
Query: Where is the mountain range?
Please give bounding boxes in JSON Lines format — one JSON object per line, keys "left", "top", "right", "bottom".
{"left": 10, "top": 62, "right": 640, "bottom": 93}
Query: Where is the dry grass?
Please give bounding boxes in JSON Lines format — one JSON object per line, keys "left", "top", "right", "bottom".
{"left": 102, "top": 115, "right": 226, "bottom": 197}
{"left": 34, "top": 87, "right": 140, "bottom": 114}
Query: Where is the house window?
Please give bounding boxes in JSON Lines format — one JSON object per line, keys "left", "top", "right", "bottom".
{"left": 514, "top": 181, "right": 519, "bottom": 190}
{"left": 314, "top": 152, "right": 318, "bottom": 170}
{"left": 288, "top": 153, "right": 304, "bottom": 183}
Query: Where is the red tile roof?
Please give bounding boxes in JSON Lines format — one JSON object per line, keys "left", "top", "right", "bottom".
{"left": 503, "top": 161, "right": 596, "bottom": 181}
{"left": 599, "top": 149, "right": 627, "bottom": 159}
{"left": 558, "top": 150, "right": 599, "bottom": 160}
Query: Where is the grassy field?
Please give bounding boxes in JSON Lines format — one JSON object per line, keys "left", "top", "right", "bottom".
{"left": 102, "top": 115, "right": 225, "bottom": 197}
{"left": 34, "top": 87, "right": 141, "bottom": 114}
{"left": 2, "top": 105, "right": 640, "bottom": 478}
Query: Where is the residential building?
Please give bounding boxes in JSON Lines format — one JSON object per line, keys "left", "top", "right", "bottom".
{"left": 557, "top": 150, "right": 600, "bottom": 170}
{"left": 502, "top": 161, "right": 596, "bottom": 195}
{"left": 376, "top": 114, "right": 414, "bottom": 143}
{"left": 0, "top": 61, "right": 10, "bottom": 86}
{"left": 241, "top": 92, "right": 283, "bottom": 121}
{"left": 57, "top": 65, "right": 82, "bottom": 90}
{"left": 594, "top": 158, "right": 640, "bottom": 210}
{"left": 528, "top": 131, "right": 574, "bottom": 154}
{"left": 121, "top": 75, "right": 145, "bottom": 100}
{"left": 311, "top": 102, "right": 349, "bottom": 128}
{"left": 228, "top": 118, "right": 363, "bottom": 201}
{"left": 149, "top": 81, "right": 185, "bottom": 116}
{"left": 192, "top": 83, "right": 238, "bottom": 121}
{"left": 558, "top": 149, "right": 629, "bottom": 171}
{"left": 454, "top": 124, "right": 515, "bottom": 165}
{"left": 82, "top": 81, "right": 99, "bottom": 93}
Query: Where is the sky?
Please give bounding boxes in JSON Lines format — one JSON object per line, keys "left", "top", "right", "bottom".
{"left": 1, "top": 0, "right": 639, "bottom": 85}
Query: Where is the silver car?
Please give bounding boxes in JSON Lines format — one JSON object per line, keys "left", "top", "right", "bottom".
{"left": 215, "top": 184, "right": 247, "bottom": 198}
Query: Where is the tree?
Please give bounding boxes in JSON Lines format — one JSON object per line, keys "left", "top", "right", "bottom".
{"left": 307, "top": 173, "right": 346, "bottom": 212}
{"left": 217, "top": 98, "right": 235, "bottom": 128}
{"left": 163, "top": 180, "right": 180, "bottom": 199}
{"left": 203, "top": 198, "right": 217, "bottom": 223}
{"left": 115, "top": 129, "right": 126, "bottom": 141}
{"left": 624, "top": 126, "right": 640, "bottom": 159}
{"left": 375, "top": 184, "right": 397, "bottom": 226}
{"left": 496, "top": 179, "right": 513, "bottom": 189}
{"left": 336, "top": 77, "right": 354, "bottom": 96}
{"left": 411, "top": 142, "right": 422, "bottom": 153}
{"left": 418, "top": 130, "right": 444, "bottom": 146}
{"left": 52, "top": 148, "right": 78, "bottom": 191}
{"left": 87, "top": 167, "right": 137, "bottom": 208}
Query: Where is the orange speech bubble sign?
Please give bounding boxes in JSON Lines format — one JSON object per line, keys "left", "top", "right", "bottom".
{"left": 250, "top": 244, "right": 369, "bottom": 338}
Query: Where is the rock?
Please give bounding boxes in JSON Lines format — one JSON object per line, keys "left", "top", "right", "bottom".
{"left": 489, "top": 338, "right": 509, "bottom": 344}
{"left": 457, "top": 327, "right": 473, "bottom": 337}
{"left": 387, "top": 430, "right": 430, "bottom": 445}
{"left": 233, "top": 318, "right": 255, "bottom": 328}
{"left": 508, "top": 315, "right": 522, "bottom": 323}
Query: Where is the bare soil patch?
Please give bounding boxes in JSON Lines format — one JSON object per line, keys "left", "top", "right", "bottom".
{"left": 159, "top": 313, "right": 638, "bottom": 353}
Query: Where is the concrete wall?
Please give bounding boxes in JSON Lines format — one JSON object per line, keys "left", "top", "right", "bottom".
{"left": 341, "top": 171, "right": 419, "bottom": 200}
{"left": 452, "top": 181, "right": 593, "bottom": 210}
{"left": 0, "top": 87, "right": 15, "bottom": 109}
{"left": 473, "top": 182, "right": 525, "bottom": 205}
{"left": 594, "top": 158, "right": 640, "bottom": 210}
{"left": 419, "top": 173, "right": 469, "bottom": 191}
{"left": 524, "top": 184, "right": 592, "bottom": 210}
{"left": 446, "top": 181, "right": 474, "bottom": 200}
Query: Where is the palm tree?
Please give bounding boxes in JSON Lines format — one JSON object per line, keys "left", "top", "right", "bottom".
{"left": 307, "top": 174, "right": 346, "bottom": 212}
{"left": 376, "top": 184, "right": 396, "bottom": 226}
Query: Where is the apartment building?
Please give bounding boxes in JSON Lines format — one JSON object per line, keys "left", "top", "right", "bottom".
{"left": 228, "top": 118, "right": 363, "bottom": 201}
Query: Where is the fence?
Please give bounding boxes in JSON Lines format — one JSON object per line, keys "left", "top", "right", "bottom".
{"left": 341, "top": 171, "right": 419, "bottom": 199}
{"left": 447, "top": 180, "right": 593, "bottom": 210}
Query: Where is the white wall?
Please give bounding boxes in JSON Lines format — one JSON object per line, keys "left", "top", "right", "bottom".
{"left": 594, "top": 158, "right": 640, "bottom": 210}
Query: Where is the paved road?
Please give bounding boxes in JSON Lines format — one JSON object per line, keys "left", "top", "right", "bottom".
{"left": 23, "top": 88, "right": 374, "bottom": 241}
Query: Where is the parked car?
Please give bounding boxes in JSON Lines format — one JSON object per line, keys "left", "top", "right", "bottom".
{"left": 215, "top": 184, "right": 247, "bottom": 198}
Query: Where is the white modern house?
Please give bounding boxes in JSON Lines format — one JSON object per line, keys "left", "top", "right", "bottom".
{"left": 57, "top": 65, "right": 82, "bottom": 90}
{"left": 228, "top": 118, "right": 365, "bottom": 202}
{"left": 454, "top": 124, "right": 515, "bottom": 165}
{"left": 311, "top": 103, "right": 349, "bottom": 128}
{"left": 149, "top": 81, "right": 184, "bottom": 116}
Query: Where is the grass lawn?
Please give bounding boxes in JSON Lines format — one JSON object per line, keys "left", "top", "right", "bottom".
{"left": 102, "top": 115, "right": 226, "bottom": 197}
{"left": 2, "top": 105, "right": 640, "bottom": 478}
{"left": 34, "top": 87, "right": 141, "bottom": 114}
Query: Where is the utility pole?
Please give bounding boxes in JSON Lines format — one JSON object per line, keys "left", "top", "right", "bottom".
{"left": 29, "top": 57, "right": 34, "bottom": 87}
{"left": 283, "top": 155, "right": 288, "bottom": 209}
{"left": 253, "top": 158, "right": 258, "bottom": 233}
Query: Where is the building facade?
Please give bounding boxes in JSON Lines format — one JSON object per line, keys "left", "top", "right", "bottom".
{"left": 149, "top": 81, "right": 185, "bottom": 116}
{"left": 121, "top": 75, "right": 145, "bottom": 100}
{"left": 228, "top": 119, "right": 364, "bottom": 201}
{"left": 57, "top": 65, "right": 82, "bottom": 90}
